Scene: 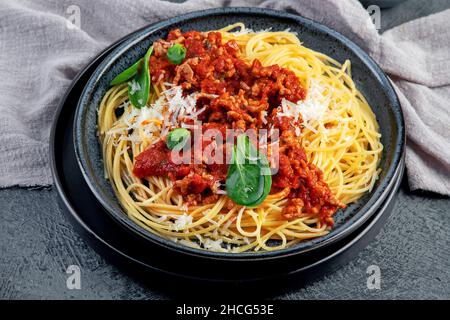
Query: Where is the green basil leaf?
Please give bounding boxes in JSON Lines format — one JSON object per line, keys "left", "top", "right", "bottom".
{"left": 167, "top": 44, "right": 186, "bottom": 65}
{"left": 166, "top": 128, "right": 190, "bottom": 150}
{"left": 226, "top": 134, "right": 272, "bottom": 207}
{"left": 128, "top": 46, "right": 153, "bottom": 109}
{"left": 110, "top": 59, "right": 141, "bottom": 86}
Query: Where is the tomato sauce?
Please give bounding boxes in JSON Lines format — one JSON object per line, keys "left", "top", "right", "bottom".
{"left": 134, "top": 29, "right": 343, "bottom": 223}
{"left": 133, "top": 141, "right": 190, "bottom": 179}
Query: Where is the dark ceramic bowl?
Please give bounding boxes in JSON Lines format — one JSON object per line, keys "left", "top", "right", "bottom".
{"left": 74, "top": 7, "right": 405, "bottom": 261}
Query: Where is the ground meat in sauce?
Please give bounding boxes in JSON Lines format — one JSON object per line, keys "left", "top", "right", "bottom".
{"left": 133, "top": 29, "right": 344, "bottom": 225}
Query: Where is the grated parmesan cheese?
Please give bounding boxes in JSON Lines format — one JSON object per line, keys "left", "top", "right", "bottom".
{"left": 173, "top": 213, "right": 193, "bottom": 231}
{"left": 109, "top": 85, "right": 212, "bottom": 144}
{"left": 194, "top": 234, "right": 204, "bottom": 244}
{"left": 203, "top": 238, "right": 224, "bottom": 251}
{"left": 211, "top": 180, "right": 227, "bottom": 195}
{"left": 128, "top": 79, "right": 141, "bottom": 95}
{"left": 277, "top": 80, "right": 331, "bottom": 136}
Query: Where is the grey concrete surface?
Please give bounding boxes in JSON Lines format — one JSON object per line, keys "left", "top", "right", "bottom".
{"left": 0, "top": 179, "right": 448, "bottom": 299}
{"left": 0, "top": 0, "right": 449, "bottom": 299}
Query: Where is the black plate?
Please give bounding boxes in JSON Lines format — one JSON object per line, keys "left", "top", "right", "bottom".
{"left": 50, "top": 36, "right": 404, "bottom": 296}
{"left": 73, "top": 8, "right": 406, "bottom": 260}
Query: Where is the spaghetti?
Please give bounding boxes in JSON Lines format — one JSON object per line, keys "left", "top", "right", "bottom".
{"left": 97, "top": 24, "right": 383, "bottom": 252}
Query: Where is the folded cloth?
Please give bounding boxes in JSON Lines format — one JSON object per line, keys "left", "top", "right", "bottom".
{"left": 0, "top": 0, "right": 449, "bottom": 195}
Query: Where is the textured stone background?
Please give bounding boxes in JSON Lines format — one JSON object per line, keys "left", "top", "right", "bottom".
{"left": 0, "top": 0, "right": 449, "bottom": 299}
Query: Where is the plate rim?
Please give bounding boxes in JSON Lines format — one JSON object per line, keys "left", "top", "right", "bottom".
{"left": 49, "top": 44, "right": 404, "bottom": 280}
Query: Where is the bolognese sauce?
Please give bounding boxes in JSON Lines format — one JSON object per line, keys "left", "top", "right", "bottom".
{"left": 133, "top": 29, "right": 344, "bottom": 226}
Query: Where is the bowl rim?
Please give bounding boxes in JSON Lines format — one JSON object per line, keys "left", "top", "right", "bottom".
{"left": 49, "top": 51, "right": 404, "bottom": 280}
{"left": 73, "top": 7, "right": 405, "bottom": 261}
